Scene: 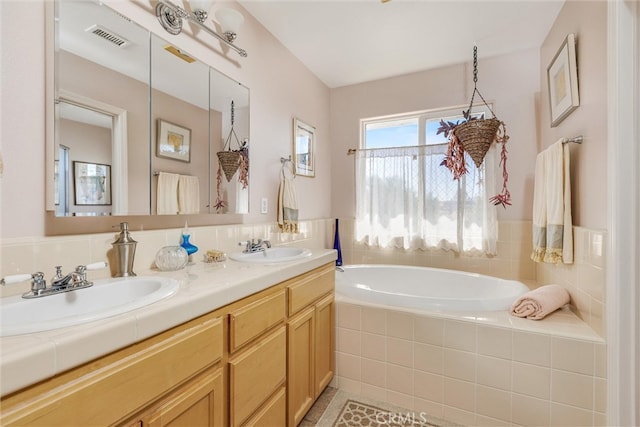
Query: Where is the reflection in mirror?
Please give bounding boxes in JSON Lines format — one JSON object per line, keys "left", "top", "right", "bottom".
{"left": 52, "top": 0, "right": 250, "bottom": 221}
{"left": 151, "top": 34, "right": 210, "bottom": 215}
{"left": 211, "top": 70, "right": 250, "bottom": 214}
{"left": 55, "top": 0, "right": 150, "bottom": 217}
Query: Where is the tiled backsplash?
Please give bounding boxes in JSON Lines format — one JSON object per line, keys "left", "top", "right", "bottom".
{"left": 0, "top": 218, "right": 606, "bottom": 336}
{"left": 0, "top": 219, "right": 333, "bottom": 298}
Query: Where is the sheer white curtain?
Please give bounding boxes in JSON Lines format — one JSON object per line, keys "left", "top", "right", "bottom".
{"left": 355, "top": 144, "right": 497, "bottom": 254}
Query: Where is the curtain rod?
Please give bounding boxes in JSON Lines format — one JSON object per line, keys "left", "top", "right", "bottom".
{"left": 348, "top": 136, "right": 584, "bottom": 155}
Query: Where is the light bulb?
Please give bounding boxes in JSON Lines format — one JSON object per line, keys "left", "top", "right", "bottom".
{"left": 189, "top": 0, "right": 215, "bottom": 22}
{"left": 215, "top": 7, "right": 244, "bottom": 42}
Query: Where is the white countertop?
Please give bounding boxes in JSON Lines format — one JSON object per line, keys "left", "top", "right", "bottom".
{"left": 0, "top": 249, "right": 337, "bottom": 396}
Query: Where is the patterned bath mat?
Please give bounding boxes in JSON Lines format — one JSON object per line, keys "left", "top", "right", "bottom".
{"left": 315, "top": 390, "right": 455, "bottom": 427}
{"left": 334, "top": 399, "right": 440, "bottom": 426}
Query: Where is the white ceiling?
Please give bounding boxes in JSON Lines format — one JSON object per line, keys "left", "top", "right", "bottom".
{"left": 239, "top": 0, "right": 566, "bottom": 88}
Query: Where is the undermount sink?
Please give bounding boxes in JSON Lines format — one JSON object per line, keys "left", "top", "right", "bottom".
{"left": 0, "top": 277, "right": 179, "bottom": 337}
{"left": 229, "top": 247, "right": 312, "bottom": 264}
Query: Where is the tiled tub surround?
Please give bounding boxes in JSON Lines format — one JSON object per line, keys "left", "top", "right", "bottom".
{"left": 334, "top": 301, "right": 606, "bottom": 427}
{"left": 335, "top": 219, "right": 606, "bottom": 337}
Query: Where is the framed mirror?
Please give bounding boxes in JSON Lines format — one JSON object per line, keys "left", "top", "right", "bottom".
{"left": 49, "top": 0, "right": 250, "bottom": 227}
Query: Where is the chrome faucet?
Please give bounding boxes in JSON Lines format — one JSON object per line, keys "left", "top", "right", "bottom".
{"left": 1, "top": 262, "right": 107, "bottom": 299}
{"left": 239, "top": 239, "right": 272, "bottom": 253}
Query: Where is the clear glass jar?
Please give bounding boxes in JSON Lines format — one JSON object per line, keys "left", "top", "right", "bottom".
{"left": 154, "top": 246, "right": 189, "bottom": 271}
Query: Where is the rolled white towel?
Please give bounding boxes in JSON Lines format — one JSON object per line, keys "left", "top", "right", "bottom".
{"left": 509, "top": 284, "right": 570, "bottom": 320}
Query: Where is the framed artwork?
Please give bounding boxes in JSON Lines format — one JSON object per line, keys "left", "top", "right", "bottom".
{"left": 73, "top": 161, "right": 111, "bottom": 205}
{"left": 157, "top": 119, "right": 191, "bottom": 162}
{"left": 293, "top": 117, "right": 315, "bottom": 177}
{"left": 547, "top": 33, "right": 580, "bottom": 127}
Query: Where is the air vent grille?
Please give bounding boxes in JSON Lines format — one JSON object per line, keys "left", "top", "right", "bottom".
{"left": 85, "top": 25, "right": 130, "bottom": 48}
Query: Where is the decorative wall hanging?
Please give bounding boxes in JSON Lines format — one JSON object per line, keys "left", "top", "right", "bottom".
{"left": 157, "top": 119, "right": 191, "bottom": 162}
{"left": 293, "top": 117, "right": 316, "bottom": 177}
{"left": 73, "top": 161, "right": 112, "bottom": 205}
{"left": 547, "top": 33, "right": 580, "bottom": 127}
{"left": 438, "top": 46, "right": 511, "bottom": 208}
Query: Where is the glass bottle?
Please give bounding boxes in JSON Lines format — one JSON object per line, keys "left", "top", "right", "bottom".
{"left": 333, "top": 218, "right": 343, "bottom": 266}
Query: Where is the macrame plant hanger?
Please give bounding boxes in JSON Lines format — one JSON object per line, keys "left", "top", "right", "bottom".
{"left": 441, "top": 45, "right": 512, "bottom": 208}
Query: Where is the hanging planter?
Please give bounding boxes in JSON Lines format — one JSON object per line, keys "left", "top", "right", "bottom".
{"left": 440, "top": 46, "right": 512, "bottom": 208}
{"left": 217, "top": 150, "right": 241, "bottom": 182}
{"left": 216, "top": 100, "right": 248, "bottom": 183}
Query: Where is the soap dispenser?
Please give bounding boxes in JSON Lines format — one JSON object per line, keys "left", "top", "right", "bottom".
{"left": 112, "top": 222, "right": 137, "bottom": 277}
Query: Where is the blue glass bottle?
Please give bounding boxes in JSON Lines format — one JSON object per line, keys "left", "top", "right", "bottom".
{"left": 180, "top": 222, "right": 198, "bottom": 258}
{"left": 333, "top": 218, "right": 343, "bottom": 266}
{"left": 180, "top": 234, "right": 198, "bottom": 256}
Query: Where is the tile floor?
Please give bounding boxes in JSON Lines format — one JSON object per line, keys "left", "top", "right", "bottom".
{"left": 300, "top": 386, "right": 339, "bottom": 426}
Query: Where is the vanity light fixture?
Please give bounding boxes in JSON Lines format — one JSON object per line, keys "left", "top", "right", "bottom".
{"left": 155, "top": 0, "right": 247, "bottom": 57}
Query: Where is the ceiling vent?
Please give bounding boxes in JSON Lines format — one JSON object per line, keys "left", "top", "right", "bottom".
{"left": 85, "top": 25, "right": 130, "bottom": 48}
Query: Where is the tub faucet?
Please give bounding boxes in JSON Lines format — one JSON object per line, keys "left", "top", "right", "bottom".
{"left": 239, "top": 239, "right": 272, "bottom": 253}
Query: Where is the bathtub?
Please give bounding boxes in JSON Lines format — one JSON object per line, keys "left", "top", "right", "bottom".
{"left": 335, "top": 264, "right": 530, "bottom": 312}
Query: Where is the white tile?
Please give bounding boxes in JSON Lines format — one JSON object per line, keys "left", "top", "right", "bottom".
{"left": 414, "top": 342, "right": 443, "bottom": 374}
{"left": 551, "top": 337, "right": 594, "bottom": 375}
{"left": 336, "top": 302, "right": 361, "bottom": 330}
{"left": 511, "top": 361, "right": 550, "bottom": 400}
{"left": 475, "top": 385, "right": 511, "bottom": 423}
{"left": 551, "top": 370, "right": 594, "bottom": 410}
{"left": 413, "top": 370, "right": 443, "bottom": 403}
{"left": 386, "top": 364, "right": 413, "bottom": 395}
{"left": 550, "top": 402, "right": 594, "bottom": 426}
{"left": 511, "top": 393, "right": 550, "bottom": 426}
{"left": 362, "top": 332, "right": 386, "bottom": 361}
{"left": 477, "top": 325, "right": 512, "bottom": 359}
{"left": 444, "top": 320, "right": 476, "bottom": 352}
{"left": 443, "top": 348, "right": 476, "bottom": 382}
{"left": 443, "top": 378, "right": 475, "bottom": 412}
{"left": 512, "top": 331, "right": 551, "bottom": 367}
{"left": 362, "top": 307, "right": 387, "bottom": 334}
{"left": 386, "top": 337, "right": 413, "bottom": 367}
{"left": 414, "top": 315, "right": 444, "bottom": 346}
{"left": 337, "top": 327, "right": 361, "bottom": 355}
{"left": 387, "top": 311, "right": 413, "bottom": 340}
{"left": 476, "top": 355, "right": 511, "bottom": 391}
{"left": 361, "top": 358, "right": 386, "bottom": 388}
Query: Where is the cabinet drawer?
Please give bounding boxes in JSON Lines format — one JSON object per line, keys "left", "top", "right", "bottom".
{"left": 1, "top": 316, "right": 223, "bottom": 426}
{"left": 229, "top": 326, "right": 286, "bottom": 427}
{"left": 242, "top": 386, "right": 286, "bottom": 427}
{"left": 229, "top": 289, "right": 286, "bottom": 353}
{"left": 288, "top": 264, "right": 334, "bottom": 315}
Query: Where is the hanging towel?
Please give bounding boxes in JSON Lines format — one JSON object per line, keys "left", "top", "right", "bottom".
{"left": 510, "top": 284, "right": 571, "bottom": 320}
{"left": 277, "top": 161, "right": 299, "bottom": 233}
{"left": 178, "top": 175, "right": 200, "bottom": 214}
{"left": 157, "top": 172, "right": 180, "bottom": 215}
{"left": 531, "top": 140, "right": 573, "bottom": 264}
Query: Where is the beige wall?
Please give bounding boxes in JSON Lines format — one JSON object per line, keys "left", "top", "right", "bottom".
{"left": 330, "top": 48, "right": 541, "bottom": 223}
{"left": 0, "top": 0, "right": 332, "bottom": 239}
{"left": 538, "top": 0, "right": 608, "bottom": 229}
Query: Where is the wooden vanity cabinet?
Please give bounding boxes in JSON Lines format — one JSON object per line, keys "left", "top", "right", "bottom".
{"left": 0, "top": 262, "right": 335, "bottom": 427}
{"left": 286, "top": 263, "right": 335, "bottom": 426}
{"left": 0, "top": 313, "right": 225, "bottom": 427}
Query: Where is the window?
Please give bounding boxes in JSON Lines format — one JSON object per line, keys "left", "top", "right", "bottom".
{"left": 356, "top": 107, "right": 497, "bottom": 254}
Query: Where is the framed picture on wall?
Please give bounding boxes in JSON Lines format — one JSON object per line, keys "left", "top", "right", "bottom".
{"left": 293, "top": 117, "right": 315, "bottom": 177}
{"left": 157, "top": 119, "right": 191, "bottom": 162}
{"left": 547, "top": 33, "right": 580, "bottom": 127}
{"left": 73, "top": 161, "right": 112, "bottom": 205}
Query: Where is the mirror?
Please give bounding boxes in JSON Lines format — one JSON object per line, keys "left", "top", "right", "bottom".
{"left": 52, "top": 0, "right": 249, "bottom": 218}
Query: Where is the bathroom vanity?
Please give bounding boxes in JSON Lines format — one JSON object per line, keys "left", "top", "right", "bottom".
{"left": 0, "top": 251, "right": 336, "bottom": 426}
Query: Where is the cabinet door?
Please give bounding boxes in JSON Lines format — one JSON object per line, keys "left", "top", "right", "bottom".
{"left": 314, "top": 293, "right": 335, "bottom": 396}
{"left": 144, "top": 367, "right": 224, "bottom": 427}
{"left": 287, "top": 305, "right": 315, "bottom": 427}
{"left": 229, "top": 326, "right": 286, "bottom": 427}
{"left": 242, "top": 386, "right": 286, "bottom": 427}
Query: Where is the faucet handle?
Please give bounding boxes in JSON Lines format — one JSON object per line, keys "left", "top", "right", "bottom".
{"left": 83, "top": 261, "right": 108, "bottom": 271}
{"left": 1, "top": 273, "right": 35, "bottom": 286}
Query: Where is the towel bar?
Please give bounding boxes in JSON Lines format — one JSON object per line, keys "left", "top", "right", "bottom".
{"left": 561, "top": 136, "right": 583, "bottom": 144}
